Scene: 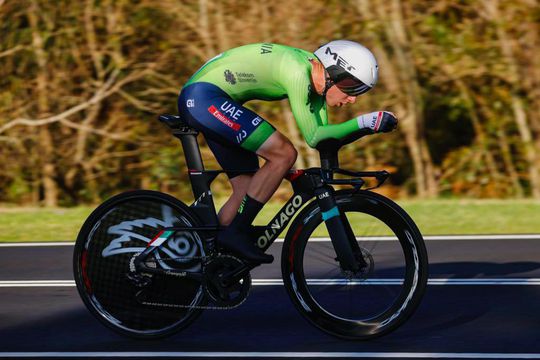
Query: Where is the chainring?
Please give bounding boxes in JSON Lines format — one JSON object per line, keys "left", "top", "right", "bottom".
{"left": 204, "top": 255, "right": 251, "bottom": 307}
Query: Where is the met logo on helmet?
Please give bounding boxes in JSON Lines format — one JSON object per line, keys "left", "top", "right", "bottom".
{"left": 325, "top": 47, "right": 356, "bottom": 72}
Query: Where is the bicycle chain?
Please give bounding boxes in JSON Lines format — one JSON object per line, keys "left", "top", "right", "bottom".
{"left": 138, "top": 290, "right": 249, "bottom": 310}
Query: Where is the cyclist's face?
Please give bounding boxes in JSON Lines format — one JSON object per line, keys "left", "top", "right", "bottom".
{"left": 326, "top": 85, "right": 357, "bottom": 107}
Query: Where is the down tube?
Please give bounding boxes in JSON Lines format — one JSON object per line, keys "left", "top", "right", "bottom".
{"left": 255, "top": 192, "right": 313, "bottom": 251}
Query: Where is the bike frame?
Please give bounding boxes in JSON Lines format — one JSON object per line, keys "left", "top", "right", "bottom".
{"left": 134, "top": 115, "right": 390, "bottom": 280}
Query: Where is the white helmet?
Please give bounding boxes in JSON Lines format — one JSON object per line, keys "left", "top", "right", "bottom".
{"left": 314, "top": 40, "right": 378, "bottom": 96}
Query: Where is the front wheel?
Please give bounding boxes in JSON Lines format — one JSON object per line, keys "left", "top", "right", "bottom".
{"left": 281, "top": 190, "right": 428, "bottom": 340}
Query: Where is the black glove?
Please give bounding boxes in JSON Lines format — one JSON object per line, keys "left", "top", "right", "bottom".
{"left": 379, "top": 111, "right": 398, "bottom": 132}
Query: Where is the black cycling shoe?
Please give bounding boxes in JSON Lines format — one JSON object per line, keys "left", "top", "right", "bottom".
{"left": 217, "top": 227, "right": 274, "bottom": 264}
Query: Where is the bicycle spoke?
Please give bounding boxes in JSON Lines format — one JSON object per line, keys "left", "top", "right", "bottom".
{"left": 285, "top": 192, "right": 427, "bottom": 339}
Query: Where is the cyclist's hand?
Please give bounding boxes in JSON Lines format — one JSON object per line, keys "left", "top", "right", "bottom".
{"left": 357, "top": 111, "right": 398, "bottom": 133}
{"left": 379, "top": 111, "right": 398, "bottom": 132}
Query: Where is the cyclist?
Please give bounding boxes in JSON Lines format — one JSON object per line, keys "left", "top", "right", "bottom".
{"left": 178, "top": 40, "right": 398, "bottom": 264}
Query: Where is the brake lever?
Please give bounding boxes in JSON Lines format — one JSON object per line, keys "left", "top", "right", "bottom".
{"left": 364, "top": 170, "right": 390, "bottom": 190}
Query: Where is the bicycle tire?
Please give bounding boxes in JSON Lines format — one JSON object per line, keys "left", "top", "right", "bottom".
{"left": 281, "top": 190, "right": 428, "bottom": 340}
{"left": 73, "top": 190, "right": 207, "bottom": 339}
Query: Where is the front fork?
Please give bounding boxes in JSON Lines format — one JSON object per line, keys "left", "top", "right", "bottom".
{"left": 314, "top": 186, "right": 367, "bottom": 272}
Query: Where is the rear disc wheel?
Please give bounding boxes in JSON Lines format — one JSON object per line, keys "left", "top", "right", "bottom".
{"left": 73, "top": 190, "right": 206, "bottom": 339}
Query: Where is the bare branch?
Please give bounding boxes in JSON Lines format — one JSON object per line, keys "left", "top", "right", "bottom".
{"left": 84, "top": 0, "right": 105, "bottom": 79}
{"left": 118, "top": 90, "right": 158, "bottom": 112}
{"left": 146, "top": 69, "right": 181, "bottom": 88}
{"left": 58, "top": 118, "right": 129, "bottom": 140}
{"left": 185, "top": 42, "right": 209, "bottom": 62}
{"left": 0, "top": 45, "right": 27, "bottom": 59}
{"left": 92, "top": 149, "right": 142, "bottom": 163}
{"left": 0, "top": 135, "right": 23, "bottom": 147}
{"left": 135, "top": 87, "right": 179, "bottom": 96}
{"left": 0, "top": 67, "right": 151, "bottom": 134}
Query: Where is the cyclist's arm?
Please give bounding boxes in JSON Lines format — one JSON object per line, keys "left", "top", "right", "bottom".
{"left": 286, "top": 73, "right": 364, "bottom": 148}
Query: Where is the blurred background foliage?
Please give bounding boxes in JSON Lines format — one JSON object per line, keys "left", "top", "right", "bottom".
{"left": 0, "top": 0, "right": 539, "bottom": 206}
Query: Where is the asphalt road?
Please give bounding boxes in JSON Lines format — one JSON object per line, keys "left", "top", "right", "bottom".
{"left": 1, "top": 236, "right": 539, "bottom": 359}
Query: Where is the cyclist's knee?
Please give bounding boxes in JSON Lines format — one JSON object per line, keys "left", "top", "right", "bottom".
{"left": 258, "top": 132, "right": 296, "bottom": 166}
{"left": 276, "top": 136, "right": 297, "bottom": 168}
{"left": 285, "top": 144, "right": 298, "bottom": 168}
{"left": 274, "top": 140, "right": 296, "bottom": 171}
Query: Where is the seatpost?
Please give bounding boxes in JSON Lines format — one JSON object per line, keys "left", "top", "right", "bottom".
{"left": 170, "top": 127, "right": 219, "bottom": 228}
{"left": 173, "top": 129, "right": 204, "bottom": 171}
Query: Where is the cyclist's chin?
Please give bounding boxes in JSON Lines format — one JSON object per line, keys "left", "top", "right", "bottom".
{"left": 327, "top": 100, "right": 341, "bottom": 107}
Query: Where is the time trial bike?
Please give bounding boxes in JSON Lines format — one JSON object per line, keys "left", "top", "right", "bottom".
{"left": 73, "top": 113, "right": 428, "bottom": 340}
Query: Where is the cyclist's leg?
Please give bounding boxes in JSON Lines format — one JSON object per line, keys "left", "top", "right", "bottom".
{"left": 179, "top": 82, "right": 296, "bottom": 203}
{"left": 215, "top": 131, "right": 295, "bottom": 263}
{"left": 204, "top": 140, "right": 263, "bottom": 234}
{"left": 178, "top": 83, "right": 290, "bottom": 262}
{"left": 248, "top": 131, "right": 297, "bottom": 202}
{"left": 204, "top": 138, "right": 257, "bottom": 226}
{"left": 212, "top": 132, "right": 297, "bottom": 226}
{"left": 219, "top": 174, "right": 253, "bottom": 226}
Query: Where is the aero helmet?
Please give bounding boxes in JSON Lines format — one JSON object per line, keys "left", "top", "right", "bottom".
{"left": 314, "top": 40, "right": 378, "bottom": 96}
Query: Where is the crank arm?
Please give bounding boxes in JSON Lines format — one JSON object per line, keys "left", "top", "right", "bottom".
{"left": 219, "top": 263, "right": 251, "bottom": 286}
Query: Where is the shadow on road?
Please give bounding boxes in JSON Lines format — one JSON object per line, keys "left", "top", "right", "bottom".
{"left": 428, "top": 261, "right": 540, "bottom": 277}
{"left": 1, "top": 276, "right": 540, "bottom": 353}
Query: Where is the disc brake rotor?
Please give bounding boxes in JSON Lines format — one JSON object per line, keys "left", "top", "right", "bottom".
{"left": 342, "top": 246, "right": 375, "bottom": 280}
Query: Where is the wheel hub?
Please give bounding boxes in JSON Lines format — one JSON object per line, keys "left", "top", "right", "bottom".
{"left": 341, "top": 246, "right": 374, "bottom": 280}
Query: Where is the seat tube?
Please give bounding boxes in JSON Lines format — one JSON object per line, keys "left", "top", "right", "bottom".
{"left": 314, "top": 185, "right": 359, "bottom": 272}
{"left": 175, "top": 132, "right": 210, "bottom": 198}
{"left": 180, "top": 133, "right": 219, "bottom": 226}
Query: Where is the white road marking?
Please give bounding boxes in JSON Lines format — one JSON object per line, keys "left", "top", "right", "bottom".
{"left": 283, "top": 234, "right": 540, "bottom": 242}
{"left": 2, "top": 234, "right": 540, "bottom": 247}
{"left": 3, "top": 278, "right": 540, "bottom": 287}
{"left": 252, "top": 278, "right": 540, "bottom": 286}
{"left": 0, "top": 242, "right": 75, "bottom": 247}
{"left": 0, "top": 280, "right": 75, "bottom": 287}
{"left": 1, "top": 352, "right": 540, "bottom": 358}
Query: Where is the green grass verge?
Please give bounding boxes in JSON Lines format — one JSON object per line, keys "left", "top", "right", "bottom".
{"left": 396, "top": 199, "right": 540, "bottom": 236}
{"left": 0, "top": 207, "right": 94, "bottom": 242}
{"left": 1, "top": 199, "right": 539, "bottom": 242}
{"left": 252, "top": 199, "right": 540, "bottom": 238}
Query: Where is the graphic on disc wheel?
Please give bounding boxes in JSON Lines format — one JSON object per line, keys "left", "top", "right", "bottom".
{"left": 75, "top": 192, "right": 206, "bottom": 338}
